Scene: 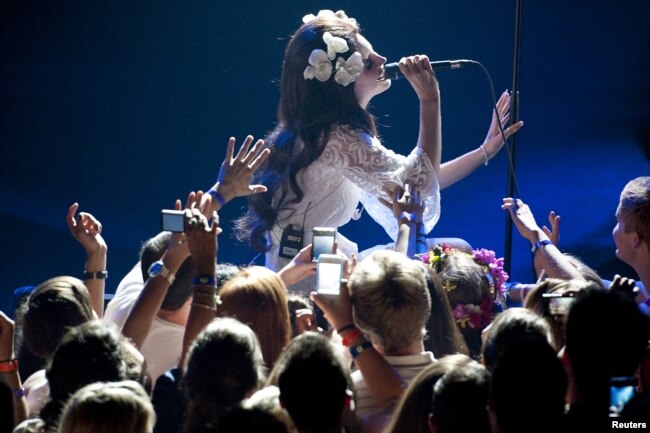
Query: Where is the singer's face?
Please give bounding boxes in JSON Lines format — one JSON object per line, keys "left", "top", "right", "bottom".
{"left": 354, "top": 34, "right": 391, "bottom": 108}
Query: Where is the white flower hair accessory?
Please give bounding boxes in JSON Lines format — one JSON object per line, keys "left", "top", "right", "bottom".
{"left": 303, "top": 49, "right": 333, "bottom": 82}
{"left": 334, "top": 52, "right": 363, "bottom": 86}
{"left": 302, "top": 9, "right": 357, "bottom": 26}
{"left": 301, "top": 10, "right": 362, "bottom": 86}
{"left": 322, "top": 31, "right": 349, "bottom": 60}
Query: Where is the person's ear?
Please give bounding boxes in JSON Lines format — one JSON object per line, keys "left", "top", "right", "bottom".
{"left": 427, "top": 412, "right": 437, "bottom": 433}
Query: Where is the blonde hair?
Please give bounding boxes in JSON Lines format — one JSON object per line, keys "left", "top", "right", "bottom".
{"left": 57, "top": 380, "right": 155, "bottom": 433}
{"left": 349, "top": 251, "right": 430, "bottom": 353}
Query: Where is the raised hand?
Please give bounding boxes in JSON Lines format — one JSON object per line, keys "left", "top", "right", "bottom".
{"left": 214, "top": 136, "right": 270, "bottom": 203}
{"left": 66, "top": 203, "right": 107, "bottom": 256}
{"left": 183, "top": 206, "right": 221, "bottom": 273}
{"left": 278, "top": 244, "right": 317, "bottom": 287}
{"left": 501, "top": 197, "right": 545, "bottom": 243}
{"left": 380, "top": 183, "right": 425, "bottom": 223}
{"left": 481, "top": 90, "right": 524, "bottom": 159}
{"left": 542, "top": 210, "right": 561, "bottom": 246}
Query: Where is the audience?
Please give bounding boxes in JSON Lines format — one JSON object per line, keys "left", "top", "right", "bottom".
{"left": 430, "top": 357, "right": 491, "bottom": 433}
{"left": 57, "top": 380, "right": 155, "bottom": 433}
{"left": 14, "top": 320, "right": 131, "bottom": 433}
{"left": 104, "top": 230, "right": 195, "bottom": 384}
{"left": 383, "top": 354, "right": 475, "bottom": 433}
{"left": 613, "top": 176, "right": 650, "bottom": 312}
{"left": 273, "top": 332, "right": 353, "bottom": 433}
{"left": 182, "top": 318, "right": 265, "bottom": 433}
{"left": 346, "top": 250, "right": 439, "bottom": 418}
{"left": 5, "top": 162, "right": 650, "bottom": 433}
{"left": 423, "top": 245, "right": 506, "bottom": 358}
{"left": 217, "top": 266, "right": 292, "bottom": 369}
{"left": 564, "top": 286, "right": 649, "bottom": 432}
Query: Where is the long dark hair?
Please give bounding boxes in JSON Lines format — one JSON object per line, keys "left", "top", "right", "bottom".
{"left": 236, "top": 16, "right": 377, "bottom": 252}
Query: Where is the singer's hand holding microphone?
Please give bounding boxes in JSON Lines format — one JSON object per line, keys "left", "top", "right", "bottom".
{"left": 391, "top": 55, "right": 440, "bottom": 102}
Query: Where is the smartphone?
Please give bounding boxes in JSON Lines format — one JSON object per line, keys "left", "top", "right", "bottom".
{"left": 312, "top": 227, "right": 336, "bottom": 262}
{"left": 609, "top": 376, "right": 637, "bottom": 417}
{"left": 317, "top": 254, "right": 344, "bottom": 297}
{"left": 161, "top": 209, "right": 184, "bottom": 232}
{"left": 543, "top": 293, "right": 576, "bottom": 316}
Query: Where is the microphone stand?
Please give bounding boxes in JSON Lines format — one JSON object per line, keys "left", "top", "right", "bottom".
{"left": 503, "top": 0, "right": 522, "bottom": 275}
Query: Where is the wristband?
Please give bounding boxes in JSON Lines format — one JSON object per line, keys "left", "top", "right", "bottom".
{"left": 399, "top": 212, "right": 417, "bottom": 224}
{"left": 192, "top": 276, "right": 216, "bottom": 286}
{"left": 342, "top": 329, "right": 362, "bottom": 347}
{"left": 531, "top": 240, "right": 552, "bottom": 255}
{"left": 0, "top": 358, "right": 19, "bottom": 373}
{"left": 349, "top": 340, "right": 373, "bottom": 359}
{"left": 208, "top": 189, "right": 227, "bottom": 207}
{"left": 13, "top": 388, "right": 26, "bottom": 398}
{"left": 83, "top": 270, "right": 108, "bottom": 280}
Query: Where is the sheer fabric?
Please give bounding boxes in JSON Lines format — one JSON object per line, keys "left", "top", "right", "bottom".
{"left": 266, "top": 124, "right": 440, "bottom": 276}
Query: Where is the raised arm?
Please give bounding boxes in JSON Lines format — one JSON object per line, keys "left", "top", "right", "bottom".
{"left": 502, "top": 198, "right": 585, "bottom": 281}
{"left": 379, "top": 184, "right": 426, "bottom": 257}
{"left": 121, "top": 192, "right": 206, "bottom": 348}
{"left": 438, "top": 91, "right": 524, "bottom": 189}
{"left": 399, "top": 55, "right": 441, "bottom": 174}
{"left": 178, "top": 207, "right": 220, "bottom": 371}
{"left": 66, "top": 203, "right": 107, "bottom": 318}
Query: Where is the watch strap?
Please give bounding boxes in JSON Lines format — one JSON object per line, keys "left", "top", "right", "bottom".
{"left": 83, "top": 270, "right": 108, "bottom": 280}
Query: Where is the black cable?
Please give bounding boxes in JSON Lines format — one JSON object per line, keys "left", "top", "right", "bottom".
{"left": 468, "top": 60, "right": 522, "bottom": 199}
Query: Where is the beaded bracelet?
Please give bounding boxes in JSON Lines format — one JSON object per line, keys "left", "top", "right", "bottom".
{"left": 349, "top": 340, "right": 373, "bottom": 359}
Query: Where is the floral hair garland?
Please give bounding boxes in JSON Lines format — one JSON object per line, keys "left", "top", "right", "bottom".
{"left": 421, "top": 244, "right": 508, "bottom": 329}
{"left": 302, "top": 10, "right": 364, "bottom": 87}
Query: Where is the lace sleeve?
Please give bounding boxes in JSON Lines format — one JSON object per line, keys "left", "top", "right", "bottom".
{"left": 318, "top": 125, "right": 440, "bottom": 240}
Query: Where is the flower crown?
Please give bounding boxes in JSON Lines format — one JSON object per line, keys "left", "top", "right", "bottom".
{"left": 421, "top": 244, "right": 508, "bottom": 329}
{"left": 301, "top": 10, "right": 363, "bottom": 87}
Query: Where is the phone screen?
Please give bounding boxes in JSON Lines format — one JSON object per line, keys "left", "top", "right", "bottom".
{"left": 548, "top": 296, "right": 576, "bottom": 316}
{"left": 161, "top": 210, "right": 185, "bottom": 232}
{"left": 318, "top": 260, "right": 342, "bottom": 296}
{"left": 312, "top": 228, "right": 336, "bottom": 261}
{"left": 610, "top": 385, "right": 635, "bottom": 416}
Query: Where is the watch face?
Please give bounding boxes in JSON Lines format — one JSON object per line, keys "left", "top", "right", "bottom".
{"left": 148, "top": 261, "right": 163, "bottom": 277}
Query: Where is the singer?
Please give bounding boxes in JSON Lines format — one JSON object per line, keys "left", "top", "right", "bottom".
{"left": 236, "top": 10, "right": 523, "bottom": 288}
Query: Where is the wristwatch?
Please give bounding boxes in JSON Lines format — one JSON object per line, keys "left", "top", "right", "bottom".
{"left": 148, "top": 260, "right": 175, "bottom": 285}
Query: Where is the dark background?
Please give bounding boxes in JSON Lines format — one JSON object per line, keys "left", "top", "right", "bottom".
{"left": 2, "top": 0, "right": 650, "bottom": 314}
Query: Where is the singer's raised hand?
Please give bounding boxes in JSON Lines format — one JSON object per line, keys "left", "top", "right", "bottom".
{"left": 481, "top": 90, "right": 524, "bottom": 159}
{"left": 398, "top": 54, "right": 440, "bottom": 103}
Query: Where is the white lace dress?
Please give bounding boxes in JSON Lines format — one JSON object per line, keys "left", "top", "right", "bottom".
{"left": 266, "top": 124, "right": 440, "bottom": 289}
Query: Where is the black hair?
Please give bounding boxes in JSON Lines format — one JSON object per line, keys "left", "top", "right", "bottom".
{"left": 139, "top": 231, "right": 196, "bottom": 311}
{"left": 277, "top": 332, "right": 350, "bottom": 433}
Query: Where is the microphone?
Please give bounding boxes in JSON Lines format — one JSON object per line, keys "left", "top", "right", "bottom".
{"left": 383, "top": 59, "right": 474, "bottom": 80}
